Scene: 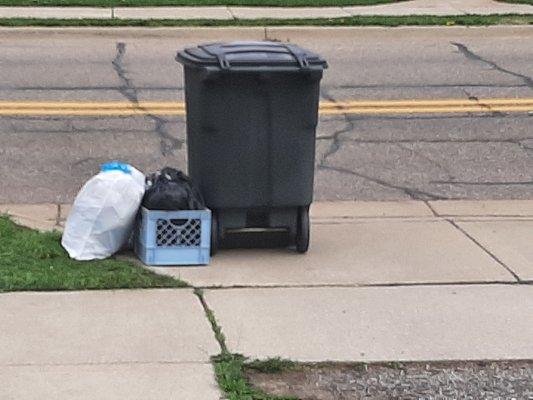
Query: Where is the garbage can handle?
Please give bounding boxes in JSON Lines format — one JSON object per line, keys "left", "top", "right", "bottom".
{"left": 198, "top": 43, "right": 311, "bottom": 70}
{"left": 217, "top": 54, "right": 231, "bottom": 70}
{"left": 198, "top": 44, "right": 233, "bottom": 69}
{"left": 284, "top": 44, "right": 310, "bottom": 69}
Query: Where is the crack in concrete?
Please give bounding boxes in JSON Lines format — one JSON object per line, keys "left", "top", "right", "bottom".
{"left": 451, "top": 42, "right": 533, "bottom": 90}
{"left": 193, "top": 289, "right": 228, "bottom": 355}
{"left": 226, "top": 6, "right": 237, "bottom": 20}
{"left": 111, "top": 42, "right": 182, "bottom": 156}
{"left": 54, "top": 204, "right": 61, "bottom": 227}
{"left": 423, "top": 200, "right": 439, "bottom": 217}
{"left": 447, "top": 219, "right": 522, "bottom": 282}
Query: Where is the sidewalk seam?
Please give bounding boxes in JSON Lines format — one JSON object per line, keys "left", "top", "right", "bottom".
{"left": 54, "top": 203, "right": 61, "bottom": 227}
{"left": 2, "top": 360, "right": 211, "bottom": 367}
{"left": 423, "top": 200, "right": 439, "bottom": 217}
{"left": 196, "top": 281, "right": 530, "bottom": 291}
{"left": 226, "top": 6, "right": 236, "bottom": 20}
{"left": 446, "top": 219, "right": 522, "bottom": 282}
{"left": 193, "top": 288, "right": 229, "bottom": 355}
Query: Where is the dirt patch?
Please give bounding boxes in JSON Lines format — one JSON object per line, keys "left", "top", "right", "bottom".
{"left": 246, "top": 360, "right": 533, "bottom": 400}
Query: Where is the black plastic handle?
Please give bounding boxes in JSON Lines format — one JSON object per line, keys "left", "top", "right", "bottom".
{"left": 198, "top": 43, "right": 310, "bottom": 70}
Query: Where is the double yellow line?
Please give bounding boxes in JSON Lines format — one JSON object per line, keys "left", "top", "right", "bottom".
{"left": 320, "top": 98, "right": 533, "bottom": 115}
{"left": 0, "top": 101, "right": 186, "bottom": 116}
{"left": 0, "top": 98, "right": 532, "bottom": 116}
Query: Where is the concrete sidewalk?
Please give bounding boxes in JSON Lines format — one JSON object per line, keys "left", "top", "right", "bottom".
{"left": 1, "top": 200, "right": 532, "bottom": 397}
{"left": 0, "top": 0, "right": 531, "bottom": 20}
{"left": 0, "top": 289, "right": 222, "bottom": 399}
{"left": 152, "top": 200, "right": 533, "bottom": 287}
{"left": 2, "top": 200, "right": 532, "bottom": 284}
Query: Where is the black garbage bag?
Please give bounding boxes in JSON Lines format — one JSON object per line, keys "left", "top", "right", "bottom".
{"left": 142, "top": 167, "right": 205, "bottom": 210}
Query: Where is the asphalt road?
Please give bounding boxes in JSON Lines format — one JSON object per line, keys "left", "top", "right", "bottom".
{"left": 0, "top": 26, "right": 532, "bottom": 203}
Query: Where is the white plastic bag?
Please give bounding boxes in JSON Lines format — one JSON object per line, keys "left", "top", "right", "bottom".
{"left": 62, "top": 162, "right": 145, "bottom": 261}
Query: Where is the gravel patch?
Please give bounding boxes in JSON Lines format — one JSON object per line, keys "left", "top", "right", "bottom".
{"left": 246, "top": 361, "right": 533, "bottom": 400}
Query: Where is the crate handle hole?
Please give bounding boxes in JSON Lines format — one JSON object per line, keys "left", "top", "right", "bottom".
{"left": 170, "top": 219, "right": 189, "bottom": 226}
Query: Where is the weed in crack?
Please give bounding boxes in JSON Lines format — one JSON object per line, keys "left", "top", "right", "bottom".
{"left": 193, "top": 289, "right": 297, "bottom": 399}
{"left": 194, "top": 288, "right": 228, "bottom": 354}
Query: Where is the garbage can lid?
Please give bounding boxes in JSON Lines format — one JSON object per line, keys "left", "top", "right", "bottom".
{"left": 177, "top": 41, "right": 328, "bottom": 71}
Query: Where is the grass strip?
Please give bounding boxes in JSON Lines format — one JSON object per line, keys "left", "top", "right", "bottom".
{"left": 497, "top": 0, "right": 533, "bottom": 4}
{"left": 0, "top": 215, "right": 186, "bottom": 292}
{"left": 0, "top": 0, "right": 402, "bottom": 7}
{"left": 0, "top": 14, "right": 531, "bottom": 26}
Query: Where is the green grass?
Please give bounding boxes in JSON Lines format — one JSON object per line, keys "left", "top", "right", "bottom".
{"left": 0, "top": 0, "right": 403, "bottom": 6}
{"left": 497, "top": 0, "right": 533, "bottom": 4}
{"left": 0, "top": 14, "right": 531, "bottom": 26}
{"left": 194, "top": 287, "right": 295, "bottom": 400}
{"left": 0, "top": 215, "right": 186, "bottom": 292}
{"left": 247, "top": 357, "right": 300, "bottom": 374}
{"left": 194, "top": 288, "right": 229, "bottom": 354}
{"left": 213, "top": 354, "right": 299, "bottom": 400}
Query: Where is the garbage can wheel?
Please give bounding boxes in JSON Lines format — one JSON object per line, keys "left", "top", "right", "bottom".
{"left": 295, "top": 206, "right": 310, "bottom": 254}
{"left": 210, "top": 212, "right": 218, "bottom": 256}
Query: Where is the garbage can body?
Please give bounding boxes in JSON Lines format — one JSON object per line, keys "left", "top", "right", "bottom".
{"left": 177, "top": 42, "right": 327, "bottom": 252}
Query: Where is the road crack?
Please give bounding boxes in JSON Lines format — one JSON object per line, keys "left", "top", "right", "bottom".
{"left": 317, "top": 90, "right": 448, "bottom": 200}
{"left": 451, "top": 42, "right": 533, "bottom": 90}
{"left": 112, "top": 42, "right": 182, "bottom": 156}
{"left": 321, "top": 165, "right": 446, "bottom": 200}
{"left": 395, "top": 142, "right": 455, "bottom": 181}
{"left": 317, "top": 89, "right": 355, "bottom": 166}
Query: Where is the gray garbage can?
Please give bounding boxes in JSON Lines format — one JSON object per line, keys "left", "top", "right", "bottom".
{"left": 176, "top": 41, "right": 327, "bottom": 254}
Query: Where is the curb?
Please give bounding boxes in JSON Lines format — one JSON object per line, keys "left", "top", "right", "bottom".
{"left": 0, "top": 2, "right": 531, "bottom": 21}
{"left": 3, "top": 200, "right": 533, "bottom": 232}
{"left": 0, "top": 25, "right": 531, "bottom": 41}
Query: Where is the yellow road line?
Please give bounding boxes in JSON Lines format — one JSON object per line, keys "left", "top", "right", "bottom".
{"left": 320, "top": 98, "right": 533, "bottom": 107}
{"left": 0, "top": 101, "right": 183, "bottom": 107}
{"left": 0, "top": 99, "right": 532, "bottom": 116}
{"left": 0, "top": 109, "right": 186, "bottom": 116}
{"left": 322, "top": 106, "right": 533, "bottom": 115}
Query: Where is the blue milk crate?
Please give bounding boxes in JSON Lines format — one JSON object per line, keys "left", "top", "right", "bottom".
{"left": 134, "top": 207, "right": 211, "bottom": 266}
